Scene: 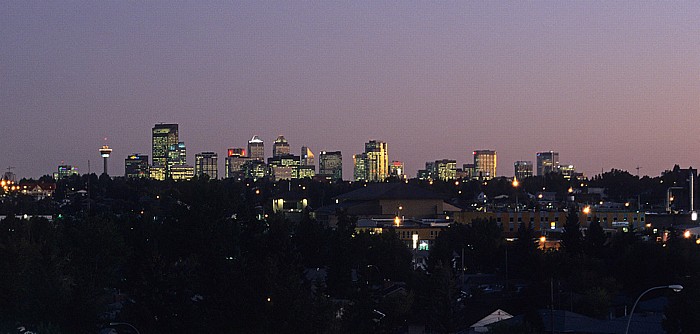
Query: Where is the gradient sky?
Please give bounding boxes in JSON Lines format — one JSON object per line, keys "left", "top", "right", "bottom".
{"left": 2, "top": 1, "right": 700, "bottom": 179}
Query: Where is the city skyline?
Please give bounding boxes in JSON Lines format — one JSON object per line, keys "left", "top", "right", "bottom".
{"left": 3, "top": 2, "right": 700, "bottom": 179}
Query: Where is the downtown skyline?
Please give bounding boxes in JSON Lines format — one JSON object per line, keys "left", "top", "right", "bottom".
{"left": 3, "top": 1, "right": 700, "bottom": 179}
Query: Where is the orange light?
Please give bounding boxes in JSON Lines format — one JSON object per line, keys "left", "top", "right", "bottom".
{"left": 394, "top": 216, "right": 401, "bottom": 226}
{"left": 512, "top": 179, "right": 519, "bottom": 188}
{"left": 582, "top": 206, "right": 591, "bottom": 214}
{"left": 540, "top": 236, "right": 546, "bottom": 243}
{"left": 684, "top": 230, "right": 691, "bottom": 239}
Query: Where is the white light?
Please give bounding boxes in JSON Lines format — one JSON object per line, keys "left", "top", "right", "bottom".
{"left": 692, "top": 212, "right": 698, "bottom": 221}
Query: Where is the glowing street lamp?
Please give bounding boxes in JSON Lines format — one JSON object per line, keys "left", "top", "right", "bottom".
{"left": 625, "top": 285, "right": 683, "bottom": 334}
{"left": 582, "top": 206, "right": 591, "bottom": 215}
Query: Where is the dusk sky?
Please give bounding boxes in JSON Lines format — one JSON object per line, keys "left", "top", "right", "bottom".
{"left": 2, "top": 1, "right": 700, "bottom": 179}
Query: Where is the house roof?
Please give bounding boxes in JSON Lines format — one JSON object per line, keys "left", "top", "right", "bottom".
{"left": 335, "top": 183, "right": 445, "bottom": 201}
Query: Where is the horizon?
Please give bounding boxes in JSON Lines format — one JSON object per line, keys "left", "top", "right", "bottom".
{"left": 2, "top": 2, "right": 699, "bottom": 179}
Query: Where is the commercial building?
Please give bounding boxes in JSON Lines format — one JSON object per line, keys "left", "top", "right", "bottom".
{"left": 125, "top": 154, "right": 150, "bottom": 178}
{"left": 365, "top": 140, "right": 389, "bottom": 181}
{"left": 272, "top": 136, "right": 290, "bottom": 157}
{"left": 248, "top": 135, "right": 265, "bottom": 161}
{"left": 301, "top": 146, "right": 315, "bottom": 168}
{"left": 225, "top": 148, "right": 249, "bottom": 179}
{"left": 537, "top": 151, "right": 560, "bottom": 176}
{"left": 514, "top": 161, "right": 534, "bottom": 180}
{"left": 170, "top": 164, "right": 194, "bottom": 181}
{"left": 195, "top": 152, "right": 218, "bottom": 179}
{"left": 319, "top": 151, "right": 342, "bottom": 181}
{"left": 54, "top": 165, "right": 79, "bottom": 180}
{"left": 474, "top": 150, "right": 497, "bottom": 180}
{"left": 389, "top": 161, "right": 406, "bottom": 179}
{"left": 268, "top": 154, "right": 301, "bottom": 181}
{"left": 353, "top": 153, "right": 368, "bottom": 181}
{"left": 151, "top": 123, "right": 179, "bottom": 180}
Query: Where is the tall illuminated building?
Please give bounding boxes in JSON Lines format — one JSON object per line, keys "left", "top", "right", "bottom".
{"left": 195, "top": 152, "right": 218, "bottom": 179}
{"left": 248, "top": 135, "right": 265, "bottom": 161}
{"left": 435, "top": 159, "right": 457, "bottom": 181}
{"left": 364, "top": 140, "right": 388, "bottom": 181}
{"left": 268, "top": 154, "right": 300, "bottom": 181}
{"left": 353, "top": 153, "right": 368, "bottom": 181}
{"left": 125, "top": 154, "right": 150, "bottom": 178}
{"left": 389, "top": 161, "right": 406, "bottom": 179}
{"left": 301, "top": 146, "right": 315, "bottom": 168}
{"left": 473, "top": 150, "right": 497, "bottom": 180}
{"left": 152, "top": 123, "right": 179, "bottom": 180}
{"left": 273, "top": 136, "right": 290, "bottom": 157}
{"left": 225, "top": 148, "right": 249, "bottom": 179}
{"left": 168, "top": 142, "right": 187, "bottom": 168}
{"left": 514, "top": 161, "right": 533, "bottom": 180}
{"left": 99, "top": 145, "right": 112, "bottom": 175}
{"left": 536, "top": 151, "right": 560, "bottom": 176}
{"left": 319, "top": 151, "right": 342, "bottom": 181}
{"left": 54, "top": 165, "right": 79, "bottom": 180}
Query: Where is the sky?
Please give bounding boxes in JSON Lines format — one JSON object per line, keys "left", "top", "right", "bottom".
{"left": 2, "top": 1, "right": 700, "bottom": 179}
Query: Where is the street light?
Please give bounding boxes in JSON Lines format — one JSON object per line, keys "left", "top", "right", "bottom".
{"left": 624, "top": 285, "right": 683, "bottom": 334}
{"left": 108, "top": 322, "right": 141, "bottom": 334}
{"left": 512, "top": 178, "right": 519, "bottom": 212}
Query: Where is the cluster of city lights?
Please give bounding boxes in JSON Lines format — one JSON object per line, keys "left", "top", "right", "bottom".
{"left": 0, "top": 179, "right": 18, "bottom": 192}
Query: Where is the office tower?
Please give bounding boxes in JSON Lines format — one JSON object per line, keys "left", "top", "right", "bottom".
{"left": 99, "top": 145, "right": 112, "bottom": 175}
{"left": 560, "top": 164, "right": 576, "bottom": 180}
{"left": 435, "top": 159, "right": 457, "bottom": 181}
{"left": 248, "top": 135, "right": 265, "bottom": 161}
{"left": 301, "top": 146, "right": 315, "bottom": 168}
{"left": 473, "top": 150, "right": 497, "bottom": 180}
{"left": 242, "top": 160, "right": 268, "bottom": 180}
{"left": 389, "top": 161, "right": 406, "bottom": 179}
{"left": 268, "top": 154, "right": 301, "bottom": 181}
{"left": 225, "top": 148, "right": 250, "bottom": 179}
{"left": 365, "top": 140, "right": 388, "bottom": 181}
{"left": 417, "top": 161, "right": 436, "bottom": 180}
{"left": 125, "top": 154, "right": 150, "bottom": 178}
{"left": 514, "top": 161, "right": 534, "bottom": 180}
{"left": 462, "top": 163, "right": 476, "bottom": 180}
{"left": 170, "top": 164, "right": 194, "bottom": 181}
{"left": 168, "top": 142, "right": 187, "bottom": 167}
{"left": 319, "top": 151, "right": 342, "bottom": 181}
{"left": 195, "top": 152, "right": 218, "bottom": 179}
{"left": 152, "top": 123, "right": 179, "bottom": 180}
{"left": 298, "top": 165, "right": 315, "bottom": 179}
{"left": 536, "top": 151, "right": 560, "bottom": 176}
{"left": 273, "top": 136, "right": 290, "bottom": 157}
{"left": 353, "top": 153, "right": 368, "bottom": 181}
{"left": 54, "top": 165, "right": 79, "bottom": 180}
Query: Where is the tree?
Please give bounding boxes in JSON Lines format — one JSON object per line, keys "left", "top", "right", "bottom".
{"left": 584, "top": 218, "right": 606, "bottom": 258}
{"left": 561, "top": 211, "right": 583, "bottom": 256}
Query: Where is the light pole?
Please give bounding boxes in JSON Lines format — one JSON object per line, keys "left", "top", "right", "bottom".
{"left": 109, "top": 322, "right": 141, "bottom": 334}
{"left": 512, "top": 178, "right": 519, "bottom": 212}
{"left": 624, "top": 285, "right": 683, "bottom": 334}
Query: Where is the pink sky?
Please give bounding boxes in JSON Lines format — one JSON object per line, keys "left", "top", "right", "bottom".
{"left": 2, "top": 1, "right": 699, "bottom": 179}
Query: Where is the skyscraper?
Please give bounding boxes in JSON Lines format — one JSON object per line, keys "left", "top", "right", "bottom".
{"left": 473, "top": 150, "right": 497, "bottom": 180}
{"left": 353, "top": 153, "right": 367, "bottom": 181}
{"left": 536, "top": 151, "right": 560, "bottom": 176}
{"left": 248, "top": 135, "right": 265, "bottom": 161}
{"left": 125, "top": 154, "right": 150, "bottom": 178}
{"left": 225, "top": 148, "right": 249, "bottom": 179}
{"left": 389, "top": 161, "right": 406, "bottom": 179}
{"left": 319, "top": 151, "right": 342, "bottom": 181}
{"left": 152, "top": 123, "right": 179, "bottom": 180}
{"left": 364, "top": 140, "right": 388, "bottom": 181}
{"left": 301, "top": 146, "right": 315, "bottom": 168}
{"left": 168, "top": 142, "right": 187, "bottom": 168}
{"left": 272, "top": 136, "right": 290, "bottom": 157}
{"left": 514, "top": 161, "right": 534, "bottom": 180}
{"left": 195, "top": 152, "right": 218, "bottom": 179}
{"left": 435, "top": 159, "right": 457, "bottom": 181}
{"left": 99, "top": 145, "right": 112, "bottom": 175}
